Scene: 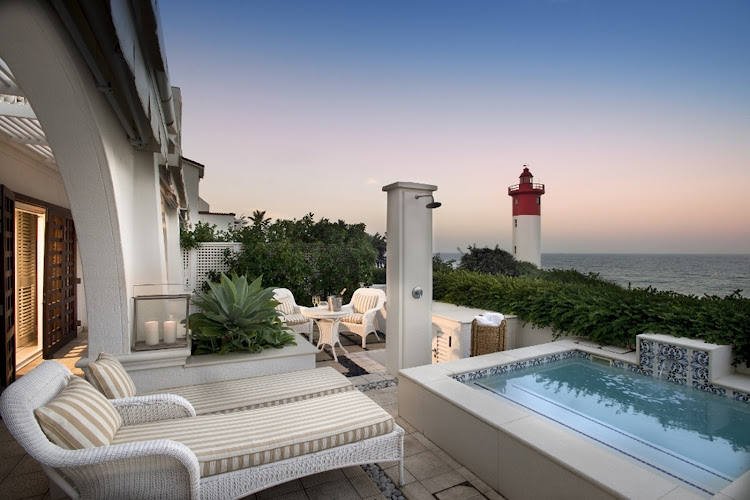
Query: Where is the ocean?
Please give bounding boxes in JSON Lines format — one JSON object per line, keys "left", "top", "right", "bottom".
{"left": 433, "top": 253, "right": 750, "bottom": 298}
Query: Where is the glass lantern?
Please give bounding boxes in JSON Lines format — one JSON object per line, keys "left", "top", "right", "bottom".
{"left": 132, "top": 284, "right": 190, "bottom": 351}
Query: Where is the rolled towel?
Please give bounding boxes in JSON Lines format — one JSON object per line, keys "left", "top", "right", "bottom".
{"left": 483, "top": 312, "right": 505, "bottom": 326}
{"left": 474, "top": 315, "right": 495, "bottom": 327}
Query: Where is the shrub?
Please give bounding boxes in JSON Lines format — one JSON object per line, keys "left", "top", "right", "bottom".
{"left": 433, "top": 269, "right": 750, "bottom": 365}
{"left": 188, "top": 273, "right": 296, "bottom": 355}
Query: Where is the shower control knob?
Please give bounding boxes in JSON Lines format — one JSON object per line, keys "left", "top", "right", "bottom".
{"left": 412, "top": 287, "right": 423, "bottom": 299}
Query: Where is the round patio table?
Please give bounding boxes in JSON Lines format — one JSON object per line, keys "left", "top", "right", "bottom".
{"left": 300, "top": 305, "right": 353, "bottom": 361}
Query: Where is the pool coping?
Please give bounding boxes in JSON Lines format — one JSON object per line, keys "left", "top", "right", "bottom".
{"left": 398, "top": 339, "right": 750, "bottom": 500}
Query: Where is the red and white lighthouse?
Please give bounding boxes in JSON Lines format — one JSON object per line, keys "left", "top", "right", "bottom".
{"left": 508, "top": 166, "right": 545, "bottom": 267}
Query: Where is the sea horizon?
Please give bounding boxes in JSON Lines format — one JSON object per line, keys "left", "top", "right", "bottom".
{"left": 433, "top": 252, "right": 750, "bottom": 297}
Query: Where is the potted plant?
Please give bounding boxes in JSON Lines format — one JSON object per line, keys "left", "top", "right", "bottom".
{"left": 187, "top": 272, "right": 296, "bottom": 355}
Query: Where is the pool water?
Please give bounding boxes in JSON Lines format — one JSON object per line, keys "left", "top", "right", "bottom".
{"left": 467, "top": 358, "right": 750, "bottom": 497}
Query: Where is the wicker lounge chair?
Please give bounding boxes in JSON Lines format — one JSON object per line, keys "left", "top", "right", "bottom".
{"left": 273, "top": 288, "right": 314, "bottom": 341}
{"left": 0, "top": 360, "right": 405, "bottom": 499}
{"left": 85, "top": 352, "right": 353, "bottom": 415}
{"left": 339, "top": 288, "right": 386, "bottom": 348}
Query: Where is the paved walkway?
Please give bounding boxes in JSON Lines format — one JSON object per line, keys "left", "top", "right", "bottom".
{"left": 1, "top": 330, "right": 506, "bottom": 500}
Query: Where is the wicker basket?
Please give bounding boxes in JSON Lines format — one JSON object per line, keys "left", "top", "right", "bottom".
{"left": 470, "top": 318, "right": 507, "bottom": 357}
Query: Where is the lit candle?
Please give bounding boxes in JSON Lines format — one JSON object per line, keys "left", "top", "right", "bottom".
{"left": 163, "top": 320, "right": 177, "bottom": 343}
{"left": 144, "top": 320, "right": 159, "bottom": 345}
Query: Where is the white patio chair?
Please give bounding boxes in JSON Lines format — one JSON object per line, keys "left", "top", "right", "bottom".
{"left": 273, "top": 288, "right": 314, "bottom": 341}
{"left": 0, "top": 360, "right": 405, "bottom": 500}
{"left": 339, "top": 288, "right": 386, "bottom": 348}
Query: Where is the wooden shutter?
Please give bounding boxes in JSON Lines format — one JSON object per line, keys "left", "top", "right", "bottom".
{"left": 1, "top": 185, "right": 16, "bottom": 389}
{"left": 43, "top": 206, "right": 76, "bottom": 358}
{"left": 15, "top": 211, "right": 37, "bottom": 349}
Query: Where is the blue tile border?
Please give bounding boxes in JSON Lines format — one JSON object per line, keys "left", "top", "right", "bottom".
{"left": 451, "top": 348, "right": 750, "bottom": 403}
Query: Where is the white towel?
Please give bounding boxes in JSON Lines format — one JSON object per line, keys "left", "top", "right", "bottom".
{"left": 474, "top": 312, "right": 504, "bottom": 327}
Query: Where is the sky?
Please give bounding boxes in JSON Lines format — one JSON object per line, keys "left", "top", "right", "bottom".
{"left": 158, "top": 0, "right": 750, "bottom": 254}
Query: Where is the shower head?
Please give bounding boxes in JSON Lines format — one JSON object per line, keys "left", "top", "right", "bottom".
{"left": 415, "top": 194, "right": 442, "bottom": 209}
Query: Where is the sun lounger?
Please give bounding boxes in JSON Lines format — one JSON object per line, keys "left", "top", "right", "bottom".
{"left": 0, "top": 360, "right": 405, "bottom": 499}
{"left": 86, "top": 352, "right": 354, "bottom": 415}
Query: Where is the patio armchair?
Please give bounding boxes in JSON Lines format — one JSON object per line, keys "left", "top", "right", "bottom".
{"left": 0, "top": 360, "right": 405, "bottom": 500}
{"left": 339, "top": 288, "right": 386, "bottom": 348}
{"left": 273, "top": 288, "right": 314, "bottom": 341}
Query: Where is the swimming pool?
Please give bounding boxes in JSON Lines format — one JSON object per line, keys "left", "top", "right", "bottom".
{"left": 465, "top": 356, "right": 750, "bottom": 497}
{"left": 399, "top": 339, "right": 750, "bottom": 499}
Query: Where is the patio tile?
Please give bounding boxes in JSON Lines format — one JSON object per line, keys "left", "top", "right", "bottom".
{"left": 341, "top": 465, "right": 367, "bottom": 479}
{"left": 349, "top": 474, "right": 382, "bottom": 498}
{"left": 434, "top": 483, "right": 483, "bottom": 500}
{"left": 305, "top": 478, "right": 360, "bottom": 500}
{"left": 403, "top": 433, "right": 428, "bottom": 457}
{"left": 399, "top": 481, "right": 434, "bottom": 500}
{"left": 257, "top": 479, "right": 304, "bottom": 499}
{"left": 264, "top": 491, "right": 309, "bottom": 500}
{"left": 482, "top": 489, "right": 508, "bottom": 500}
{"left": 9, "top": 455, "right": 43, "bottom": 476}
{"left": 411, "top": 432, "right": 439, "bottom": 450}
{"left": 455, "top": 466, "right": 492, "bottom": 493}
{"left": 383, "top": 464, "right": 415, "bottom": 486}
{"left": 0, "top": 469, "right": 50, "bottom": 499}
{"left": 0, "top": 455, "right": 24, "bottom": 483}
{"left": 433, "top": 448, "right": 462, "bottom": 469}
{"left": 420, "top": 469, "right": 467, "bottom": 494}
{"left": 394, "top": 417, "right": 416, "bottom": 434}
{"left": 362, "top": 495, "right": 387, "bottom": 500}
{"left": 404, "top": 450, "right": 454, "bottom": 481}
{"left": 362, "top": 373, "right": 385, "bottom": 383}
{"left": 299, "top": 468, "right": 346, "bottom": 488}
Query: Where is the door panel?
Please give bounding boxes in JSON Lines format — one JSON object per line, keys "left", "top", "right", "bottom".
{"left": 43, "top": 206, "right": 76, "bottom": 358}
{"left": 1, "top": 185, "right": 16, "bottom": 389}
{"left": 15, "top": 210, "right": 38, "bottom": 349}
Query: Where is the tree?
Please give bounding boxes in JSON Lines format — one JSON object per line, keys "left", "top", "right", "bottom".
{"left": 458, "top": 245, "right": 530, "bottom": 276}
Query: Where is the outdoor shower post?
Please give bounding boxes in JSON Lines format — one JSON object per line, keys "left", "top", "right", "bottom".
{"left": 382, "top": 182, "right": 438, "bottom": 374}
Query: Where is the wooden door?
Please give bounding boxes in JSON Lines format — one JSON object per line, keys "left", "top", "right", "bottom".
{"left": 1, "top": 185, "right": 16, "bottom": 389}
{"left": 43, "top": 206, "right": 76, "bottom": 358}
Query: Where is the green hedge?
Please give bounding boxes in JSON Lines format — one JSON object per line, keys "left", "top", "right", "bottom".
{"left": 433, "top": 269, "right": 750, "bottom": 366}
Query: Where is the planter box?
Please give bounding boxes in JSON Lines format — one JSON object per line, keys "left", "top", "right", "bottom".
{"left": 81, "top": 333, "right": 318, "bottom": 393}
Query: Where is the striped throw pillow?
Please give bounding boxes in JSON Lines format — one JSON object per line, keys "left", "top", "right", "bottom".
{"left": 35, "top": 376, "right": 123, "bottom": 449}
{"left": 353, "top": 294, "right": 379, "bottom": 314}
{"left": 87, "top": 352, "right": 137, "bottom": 399}
{"left": 276, "top": 296, "right": 296, "bottom": 315}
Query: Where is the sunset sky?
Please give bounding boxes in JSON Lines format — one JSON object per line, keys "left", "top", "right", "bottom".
{"left": 158, "top": 0, "right": 749, "bottom": 254}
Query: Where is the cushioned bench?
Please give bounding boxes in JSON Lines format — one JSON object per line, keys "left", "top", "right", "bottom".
{"left": 86, "top": 352, "right": 354, "bottom": 415}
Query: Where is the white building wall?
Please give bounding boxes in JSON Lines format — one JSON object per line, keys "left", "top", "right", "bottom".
{"left": 0, "top": 1, "right": 174, "bottom": 357}
{"left": 512, "top": 215, "right": 541, "bottom": 267}
{"left": 199, "top": 212, "right": 237, "bottom": 230}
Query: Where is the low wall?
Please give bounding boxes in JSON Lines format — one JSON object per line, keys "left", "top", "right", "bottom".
{"left": 78, "top": 333, "right": 318, "bottom": 392}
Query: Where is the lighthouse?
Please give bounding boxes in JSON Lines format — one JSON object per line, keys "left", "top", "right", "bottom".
{"left": 508, "top": 166, "right": 545, "bottom": 267}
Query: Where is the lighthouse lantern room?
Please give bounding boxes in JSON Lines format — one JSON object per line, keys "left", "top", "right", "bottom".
{"left": 508, "top": 165, "right": 545, "bottom": 267}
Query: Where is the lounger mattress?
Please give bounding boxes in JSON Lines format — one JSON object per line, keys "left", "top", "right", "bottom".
{"left": 144, "top": 366, "right": 353, "bottom": 415}
{"left": 112, "top": 390, "right": 394, "bottom": 477}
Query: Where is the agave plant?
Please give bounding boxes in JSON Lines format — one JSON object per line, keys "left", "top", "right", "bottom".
{"left": 188, "top": 273, "right": 296, "bottom": 355}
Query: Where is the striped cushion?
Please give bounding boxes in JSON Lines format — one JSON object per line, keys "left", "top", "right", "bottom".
{"left": 35, "top": 376, "right": 122, "bottom": 449}
{"left": 276, "top": 296, "right": 296, "bottom": 315}
{"left": 145, "top": 367, "right": 354, "bottom": 415}
{"left": 341, "top": 313, "right": 364, "bottom": 325}
{"left": 352, "top": 294, "right": 379, "bottom": 314}
{"left": 282, "top": 313, "right": 309, "bottom": 326}
{"left": 113, "top": 390, "right": 394, "bottom": 477}
{"left": 87, "top": 352, "right": 137, "bottom": 399}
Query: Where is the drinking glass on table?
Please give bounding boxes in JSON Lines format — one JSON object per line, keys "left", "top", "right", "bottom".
{"left": 312, "top": 295, "right": 320, "bottom": 307}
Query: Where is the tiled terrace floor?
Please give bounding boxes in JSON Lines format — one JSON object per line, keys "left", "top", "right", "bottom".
{"left": 1, "top": 330, "right": 507, "bottom": 500}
